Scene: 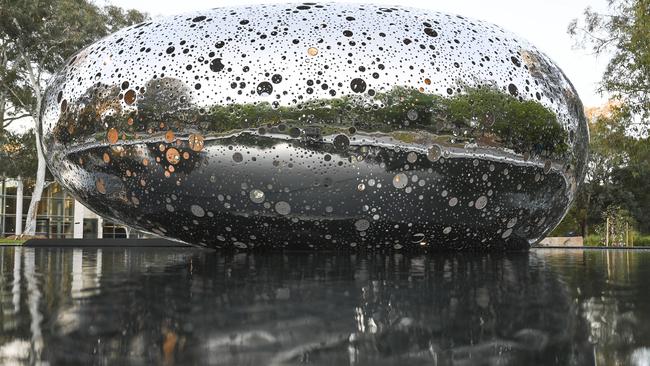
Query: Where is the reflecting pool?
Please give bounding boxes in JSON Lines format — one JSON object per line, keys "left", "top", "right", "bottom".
{"left": 1, "top": 247, "right": 649, "bottom": 365}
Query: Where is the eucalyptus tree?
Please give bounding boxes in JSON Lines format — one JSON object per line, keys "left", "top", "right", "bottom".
{"left": 558, "top": 0, "right": 650, "bottom": 238}
{"left": 0, "top": 0, "right": 147, "bottom": 235}
{"left": 569, "top": 0, "right": 650, "bottom": 123}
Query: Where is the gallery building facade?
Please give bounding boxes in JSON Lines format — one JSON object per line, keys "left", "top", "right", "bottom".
{"left": 0, "top": 177, "right": 139, "bottom": 239}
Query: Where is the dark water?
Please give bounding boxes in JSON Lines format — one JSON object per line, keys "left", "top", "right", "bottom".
{"left": 1, "top": 247, "right": 649, "bottom": 365}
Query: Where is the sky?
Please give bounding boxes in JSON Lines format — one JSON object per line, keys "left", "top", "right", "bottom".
{"left": 8, "top": 0, "right": 612, "bottom": 132}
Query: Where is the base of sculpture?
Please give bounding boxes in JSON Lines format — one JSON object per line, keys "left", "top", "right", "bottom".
{"left": 23, "top": 238, "right": 187, "bottom": 248}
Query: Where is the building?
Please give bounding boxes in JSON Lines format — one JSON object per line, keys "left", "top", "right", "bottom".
{"left": 0, "top": 177, "right": 142, "bottom": 239}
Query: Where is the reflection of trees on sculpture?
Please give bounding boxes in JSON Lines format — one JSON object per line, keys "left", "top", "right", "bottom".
{"left": 51, "top": 76, "right": 194, "bottom": 146}
{"left": 138, "top": 77, "right": 193, "bottom": 123}
{"left": 198, "top": 86, "right": 569, "bottom": 159}
{"left": 444, "top": 88, "right": 569, "bottom": 156}
{"left": 55, "top": 84, "right": 570, "bottom": 162}
{"left": 51, "top": 82, "right": 122, "bottom": 147}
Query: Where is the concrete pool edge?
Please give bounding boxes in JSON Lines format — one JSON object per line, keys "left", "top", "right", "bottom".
{"left": 18, "top": 238, "right": 650, "bottom": 251}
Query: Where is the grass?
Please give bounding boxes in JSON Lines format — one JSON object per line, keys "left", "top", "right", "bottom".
{"left": 0, "top": 238, "right": 25, "bottom": 245}
{"left": 584, "top": 234, "right": 650, "bottom": 247}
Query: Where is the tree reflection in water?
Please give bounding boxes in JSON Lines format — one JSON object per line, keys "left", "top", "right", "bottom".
{"left": 1, "top": 247, "right": 649, "bottom": 365}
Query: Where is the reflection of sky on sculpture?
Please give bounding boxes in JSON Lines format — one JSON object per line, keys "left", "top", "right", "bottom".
{"left": 41, "top": 4, "right": 580, "bottom": 134}
{"left": 105, "top": 0, "right": 609, "bottom": 109}
{"left": 8, "top": 0, "right": 609, "bottom": 135}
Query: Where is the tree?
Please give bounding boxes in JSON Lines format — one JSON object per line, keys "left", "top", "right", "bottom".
{"left": 0, "top": 129, "right": 38, "bottom": 179}
{"left": 559, "top": 0, "right": 650, "bottom": 239}
{"left": 0, "top": 0, "right": 147, "bottom": 236}
{"left": 553, "top": 103, "right": 650, "bottom": 238}
{"left": 569, "top": 0, "right": 650, "bottom": 122}
{"left": 595, "top": 205, "right": 636, "bottom": 246}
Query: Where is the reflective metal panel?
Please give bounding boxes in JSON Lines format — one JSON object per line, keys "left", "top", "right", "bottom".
{"left": 40, "top": 3, "right": 588, "bottom": 249}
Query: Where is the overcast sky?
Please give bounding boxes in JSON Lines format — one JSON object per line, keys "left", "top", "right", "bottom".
{"left": 8, "top": 0, "right": 612, "bottom": 132}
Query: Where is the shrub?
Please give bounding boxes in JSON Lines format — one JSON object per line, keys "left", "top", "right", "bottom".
{"left": 584, "top": 235, "right": 603, "bottom": 246}
{"left": 633, "top": 235, "right": 650, "bottom": 247}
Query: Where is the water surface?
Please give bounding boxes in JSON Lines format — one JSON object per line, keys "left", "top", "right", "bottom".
{"left": 1, "top": 247, "right": 649, "bottom": 365}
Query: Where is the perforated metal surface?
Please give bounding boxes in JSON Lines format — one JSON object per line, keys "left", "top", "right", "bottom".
{"left": 40, "top": 3, "right": 588, "bottom": 249}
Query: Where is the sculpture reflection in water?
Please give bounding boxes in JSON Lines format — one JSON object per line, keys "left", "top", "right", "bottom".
{"left": 0, "top": 247, "right": 609, "bottom": 365}
{"left": 40, "top": 3, "right": 589, "bottom": 249}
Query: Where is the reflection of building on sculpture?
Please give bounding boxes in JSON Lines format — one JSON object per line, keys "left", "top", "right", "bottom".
{"left": 0, "top": 178, "right": 142, "bottom": 239}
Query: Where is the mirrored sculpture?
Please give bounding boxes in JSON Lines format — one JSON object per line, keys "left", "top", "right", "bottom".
{"left": 40, "top": 3, "right": 588, "bottom": 249}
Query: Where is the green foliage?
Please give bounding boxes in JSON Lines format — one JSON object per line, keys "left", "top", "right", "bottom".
{"left": 0, "top": 0, "right": 148, "bottom": 124}
{"left": 0, "top": 129, "right": 38, "bottom": 179}
{"left": 558, "top": 1, "right": 650, "bottom": 236}
{"left": 569, "top": 0, "right": 650, "bottom": 121}
{"left": 102, "top": 5, "right": 148, "bottom": 33}
{"left": 0, "top": 0, "right": 147, "bottom": 235}
{"left": 584, "top": 234, "right": 602, "bottom": 246}
{"left": 444, "top": 87, "right": 568, "bottom": 155}
{"left": 594, "top": 205, "right": 635, "bottom": 246}
{"left": 550, "top": 205, "right": 580, "bottom": 236}
{"left": 0, "top": 0, "right": 147, "bottom": 74}
{"left": 634, "top": 235, "right": 650, "bottom": 246}
{"left": 581, "top": 233, "right": 650, "bottom": 247}
{"left": 556, "top": 106, "right": 650, "bottom": 236}
{"left": 0, "top": 238, "right": 25, "bottom": 245}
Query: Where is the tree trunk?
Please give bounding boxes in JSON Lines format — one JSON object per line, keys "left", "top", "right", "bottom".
{"left": 22, "top": 95, "right": 44, "bottom": 237}
{"left": 0, "top": 39, "right": 5, "bottom": 136}
{"left": 0, "top": 92, "right": 5, "bottom": 136}
{"left": 18, "top": 48, "right": 46, "bottom": 237}
{"left": 22, "top": 127, "right": 46, "bottom": 236}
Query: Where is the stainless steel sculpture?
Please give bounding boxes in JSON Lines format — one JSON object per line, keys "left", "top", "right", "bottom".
{"left": 40, "top": 3, "right": 588, "bottom": 250}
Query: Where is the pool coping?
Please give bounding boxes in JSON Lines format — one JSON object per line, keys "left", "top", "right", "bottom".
{"left": 12, "top": 238, "right": 650, "bottom": 250}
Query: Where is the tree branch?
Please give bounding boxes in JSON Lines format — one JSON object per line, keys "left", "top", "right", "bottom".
{"left": 0, "top": 80, "right": 30, "bottom": 112}
{"left": 2, "top": 113, "right": 31, "bottom": 122}
{"left": 18, "top": 49, "right": 40, "bottom": 97}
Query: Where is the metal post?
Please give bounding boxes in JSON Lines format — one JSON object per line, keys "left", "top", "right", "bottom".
{"left": 1, "top": 177, "right": 5, "bottom": 237}
{"left": 605, "top": 217, "right": 609, "bottom": 247}
{"left": 97, "top": 216, "right": 103, "bottom": 239}
{"left": 73, "top": 199, "right": 84, "bottom": 239}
